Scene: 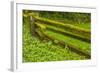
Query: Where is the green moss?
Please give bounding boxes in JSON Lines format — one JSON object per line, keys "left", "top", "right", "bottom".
{"left": 23, "top": 17, "right": 88, "bottom": 62}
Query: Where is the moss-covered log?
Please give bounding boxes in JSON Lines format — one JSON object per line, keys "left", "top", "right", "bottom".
{"left": 35, "top": 22, "right": 90, "bottom": 42}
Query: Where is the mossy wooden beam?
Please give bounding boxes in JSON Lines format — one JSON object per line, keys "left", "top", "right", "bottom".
{"left": 40, "top": 29, "right": 91, "bottom": 59}
{"left": 35, "top": 22, "right": 90, "bottom": 42}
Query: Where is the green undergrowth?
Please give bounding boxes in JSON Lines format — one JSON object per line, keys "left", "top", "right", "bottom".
{"left": 38, "top": 11, "right": 91, "bottom": 30}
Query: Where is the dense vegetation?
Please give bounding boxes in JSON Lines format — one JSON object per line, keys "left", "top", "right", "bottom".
{"left": 23, "top": 10, "right": 91, "bottom": 62}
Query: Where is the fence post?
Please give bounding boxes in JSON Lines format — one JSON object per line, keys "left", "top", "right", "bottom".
{"left": 29, "top": 16, "right": 35, "bottom": 36}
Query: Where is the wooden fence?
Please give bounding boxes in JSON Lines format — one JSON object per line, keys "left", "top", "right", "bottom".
{"left": 23, "top": 13, "right": 91, "bottom": 58}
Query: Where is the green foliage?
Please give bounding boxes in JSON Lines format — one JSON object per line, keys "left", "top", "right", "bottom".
{"left": 23, "top": 10, "right": 91, "bottom": 62}
{"left": 38, "top": 11, "right": 91, "bottom": 25}
{"left": 23, "top": 16, "right": 87, "bottom": 62}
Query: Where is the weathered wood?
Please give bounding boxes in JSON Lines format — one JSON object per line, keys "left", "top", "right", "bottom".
{"left": 35, "top": 22, "right": 90, "bottom": 42}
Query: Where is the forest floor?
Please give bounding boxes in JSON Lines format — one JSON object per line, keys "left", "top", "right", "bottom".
{"left": 23, "top": 12, "right": 91, "bottom": 62}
